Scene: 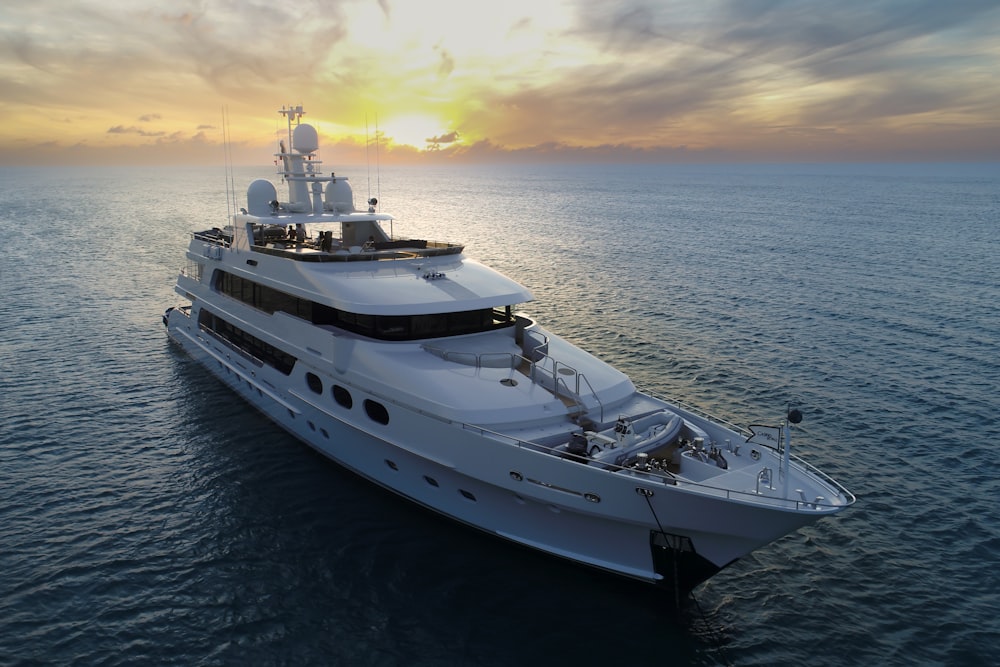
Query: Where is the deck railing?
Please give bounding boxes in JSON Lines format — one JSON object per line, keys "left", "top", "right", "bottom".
{"left": 458, "top": 419, "right": 855, "bottom": 511}
{"left": 423, "top": 338, "right": 606, "bottom": 423}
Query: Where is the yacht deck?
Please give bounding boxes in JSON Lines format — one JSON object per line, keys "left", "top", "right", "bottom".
{"left": 194, "top": 229, "right": 463, "bottom": 262}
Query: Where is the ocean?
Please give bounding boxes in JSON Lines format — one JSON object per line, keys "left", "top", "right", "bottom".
{"left": 0, "top": 161, "right": 997, "bottom": 666}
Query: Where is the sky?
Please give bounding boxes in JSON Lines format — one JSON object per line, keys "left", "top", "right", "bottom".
{"left": 1, "top": 0, "right": 998, "bottom": 166}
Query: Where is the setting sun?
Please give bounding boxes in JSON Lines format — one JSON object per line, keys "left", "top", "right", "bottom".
{"left": 380, "top": 113, "right": 459, "bottom": 150}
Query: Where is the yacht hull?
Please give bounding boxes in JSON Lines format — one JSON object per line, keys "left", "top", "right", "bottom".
{"left": 166, "top": 307, "right": 826, "bottom": 599}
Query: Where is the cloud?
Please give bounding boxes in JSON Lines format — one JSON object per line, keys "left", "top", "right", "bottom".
{"left": 1, "top": 0, "right": 998, "bottom": 164}
{"left": 435, "top": 46, "right": 455, "bottom": 78}
{"left": 426, "top": 130, "right": 460, "bottom": 149}
{"left": 428, "top": 131, "right": 460, "bottom": 144}
{"left": 107, "top": 125, "right": 166, "bottom": 137}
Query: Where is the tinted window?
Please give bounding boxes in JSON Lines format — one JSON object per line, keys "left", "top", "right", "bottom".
{"left": 332, "top": 385, "right": 353, "bottom": 409}
{"left": 364, "top": 399, "right": 389, "bottom": 425}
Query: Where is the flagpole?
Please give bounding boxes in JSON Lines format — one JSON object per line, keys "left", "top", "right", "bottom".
{"left": 784, "top": 408, "right": 802, "bottom": 498}
{"left": 781, "top": 423, "right": 790, "bottom": 497}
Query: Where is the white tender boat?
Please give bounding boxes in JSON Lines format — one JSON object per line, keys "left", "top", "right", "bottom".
{"left": 164, "top": 106, "right": 854, "bottom": 600}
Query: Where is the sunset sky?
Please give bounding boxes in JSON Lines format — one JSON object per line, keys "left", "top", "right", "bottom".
{"left": 1, "top": 0, "right": 998, "bottom": 165}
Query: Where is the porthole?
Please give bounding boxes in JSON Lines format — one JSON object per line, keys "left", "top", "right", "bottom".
{"left": 320, "top": 428, "right": 329, "bottom": 439}
{"left": 332, "top": 385, "right": 353, "bottom": 409}
{"left": 509, "top": 471, "right": 523, "bottom": 482}
{"left": 385, "top": 459, "right": 398, "bottom": 471}
{"left": 459, "top": 489, "right": 477, "bottom": 502}
{"left": 307, "top": 421, "right": 316, "bottom": 431}
{"left": 424, "top": 476, "right": 439, "bottom": 487}
{"left": 364, "top": 399, "right": 389, "bottom": 425}
{"left": 306, "top": 372, "right": 323, "bottom": 394}
{"left": 287, "top": 409, "right": 295, "bottom": 419}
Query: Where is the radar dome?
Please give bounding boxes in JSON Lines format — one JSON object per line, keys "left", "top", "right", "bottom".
{"left": 325, "top": 179, "right": 355, "bottom": 213}
{"left": 292, "top": 123, "right": 319, "bottom": 153}
{"left": 246, "top": 179, "right": 278, "bottom": 216}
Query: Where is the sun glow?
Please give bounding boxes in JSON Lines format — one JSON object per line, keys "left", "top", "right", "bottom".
{"left": 381, "top": 113, "right": 458, "bottom": 150}
{"left": 0, "top": 1, "right": 995, "bottom": 165}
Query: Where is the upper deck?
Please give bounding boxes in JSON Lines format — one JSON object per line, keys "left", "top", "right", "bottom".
{"left": 195, "top": 224, "right": 464, "bottom": 263}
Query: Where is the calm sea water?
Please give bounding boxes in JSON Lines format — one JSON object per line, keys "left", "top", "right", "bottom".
{"left": 1, "top": 161, "right": 998, "bottom": 666}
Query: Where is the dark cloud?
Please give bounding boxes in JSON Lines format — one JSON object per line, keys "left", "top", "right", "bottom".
{"left": 426, "top": 131, "right": 460, "bottom": 148}
{"left": 107, "top": 125, "right": 166, "bottom": 137}
{"left": 436, "top": 47, "right": 455, "bottom": 78}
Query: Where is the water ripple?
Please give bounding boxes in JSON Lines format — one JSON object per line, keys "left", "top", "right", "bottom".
{"left": 2, "top": 163, "right": 998, "bottom": 665}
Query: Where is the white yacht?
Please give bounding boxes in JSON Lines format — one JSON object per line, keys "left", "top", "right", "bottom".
{"left": 164, "top": 106, "right": 854, "bottom": 600}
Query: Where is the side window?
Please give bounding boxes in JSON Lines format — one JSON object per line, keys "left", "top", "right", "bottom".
{"left": 364, "top": 399, "right": 389, "bottom": 425}
{"left": 305, "top": 372, "right": 322, "bottom": 394}
{"left": 332, "top": 385, "right": 353, "bottom": 409}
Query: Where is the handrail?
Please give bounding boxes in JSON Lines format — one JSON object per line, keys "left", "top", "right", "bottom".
{"left": 643, "top": 389, "right": 750, "bottom": 437}
{"left": 249, "top": 243, "right": 461, "bottom": 262}
{"left": 639, "top": 388, "right": 854, "bottom": 504}
{"left": 424, "top": 338, "right": 605, "bottom": 422}
{"left": 575, "top": 372, "right": 604, "bottom": 423}
{"left": 457, "top": 421, "right": 855, "bottom": 511}
{"left": 189, "top": 230, "right": 463, "bottom": 261}
{"left": 192, "top": 231, "right": 230, "bottom": 247}
{"left": 422, "top": 346, "right": 518, "bottom": 370}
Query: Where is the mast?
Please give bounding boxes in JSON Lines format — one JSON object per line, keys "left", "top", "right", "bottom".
{"left": 276, "top": 105, "right": 319, "bottom": 213}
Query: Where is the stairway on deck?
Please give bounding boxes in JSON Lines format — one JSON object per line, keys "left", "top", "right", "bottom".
{"left": 515, "top": 358, "right": 586, "bottom": 419}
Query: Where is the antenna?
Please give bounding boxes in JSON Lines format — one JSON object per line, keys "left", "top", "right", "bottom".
{"left": 365, "top": 113, "right": 372, "bottom": 204}
{"left": 375, "top": 113, "right": 381, "bottom": 212}
{"left": 222, "top": 105, "right": 237, "bottom": 251}
{"left": 222, "top": 106, "right": 231, "bottom": 221}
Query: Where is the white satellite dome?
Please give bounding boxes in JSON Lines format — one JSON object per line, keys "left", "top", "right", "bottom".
{"left": 292, "top": 123, "right": 319, "bottom": 154}
{"left": 246, "top": 179, "right": 278, "bottom": 216}
{"left": 325, "top": 178, "right": 355, "bottom": 213}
